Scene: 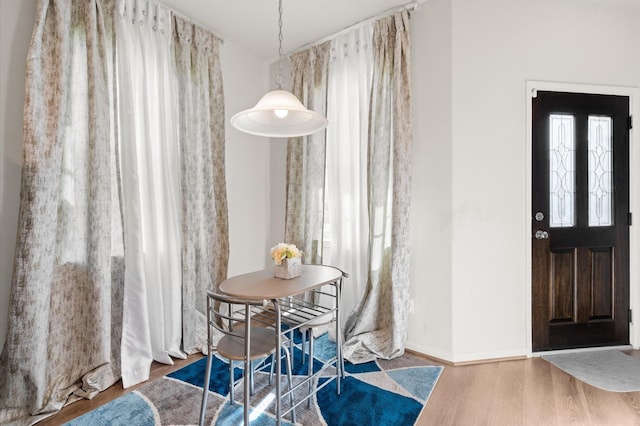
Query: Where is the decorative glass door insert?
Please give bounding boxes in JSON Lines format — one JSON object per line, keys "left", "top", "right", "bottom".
{"left": 588, "top": 116, "right": 613, "bottom": 226}
{"left": 549, "top": 114, "right": 575, "bottom": 227}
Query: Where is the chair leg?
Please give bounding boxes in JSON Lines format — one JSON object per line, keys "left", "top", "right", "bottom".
{"left": 250, "top": 359, "right": 255, "bottom": 396}
{"left": 289, "top": 329, "right": 295, "bottom": 366}
{"left": 269, "top": 353, "right": 274, "bottom": 384}
{"left": 301, "top": 328, "right": 307, "bottom": 364}
{"left": 340, "top": 347, "right": 346, "bottom": 379}
{"left": 307, "top": 332, "right": 314, "bottom": 408}
{"left": 229, "top": 360, "right": 235, "bottom": 404}
{"left": 199, "top": 352, "right": 214, "bottom": 426}
{"left": 282, "top": 346, "right": 296, "bottom": 424}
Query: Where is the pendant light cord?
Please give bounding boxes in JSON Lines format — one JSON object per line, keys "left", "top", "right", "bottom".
{"left": 276, "top": 0, "right": 284, "bottom": 89}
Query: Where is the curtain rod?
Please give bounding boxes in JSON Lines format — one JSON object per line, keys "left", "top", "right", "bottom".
{"left": 160, "top": 1, "right": 226, "bottom": 44}
{"left": 284, "top": 0, "right": 427, "bottom": 58}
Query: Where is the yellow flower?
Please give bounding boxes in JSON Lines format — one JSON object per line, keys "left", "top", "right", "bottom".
{"left": 270, "top": 243, "right": 303, "bottom": 265}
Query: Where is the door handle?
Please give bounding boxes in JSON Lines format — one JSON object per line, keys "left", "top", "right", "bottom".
{"left": 535, "top": 230, "right": 549, "bottom": 240}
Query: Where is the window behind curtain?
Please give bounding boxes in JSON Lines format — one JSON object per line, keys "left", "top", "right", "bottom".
{"left": 323, "top": 23, "right": 374, "bottom": 323}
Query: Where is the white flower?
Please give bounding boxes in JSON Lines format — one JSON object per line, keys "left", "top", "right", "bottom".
{"left": 270, "top": 243, "right": 303, "bottom": 265}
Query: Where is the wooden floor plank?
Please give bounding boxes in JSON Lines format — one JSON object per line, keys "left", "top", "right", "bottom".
{"left": 487, "top": 359, "right": 525, "bottom": 426}
{"left": 415, "top": 362, "right": 473, "bottom": 425}
{"left": 459, "top": 362, "right": 500, "bottom": 425}
{"left": 523, "top": 357, "right": 558, "bottom": 425}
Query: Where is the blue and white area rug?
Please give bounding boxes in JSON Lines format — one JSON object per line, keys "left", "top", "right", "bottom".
{"left": 65, "top": 334, "right": 443, "bottom": 425}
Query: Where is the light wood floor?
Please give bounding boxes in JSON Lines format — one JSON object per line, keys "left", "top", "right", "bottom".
{"left": 418, "top": 350, "right": 640, "bottom": 426}
{"left": 39, "top": 350, "right": 640, "bottom": 425}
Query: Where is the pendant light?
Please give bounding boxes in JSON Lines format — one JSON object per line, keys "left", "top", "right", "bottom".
{"left": 230, "top": 0, "right": 328, "bottom": 137}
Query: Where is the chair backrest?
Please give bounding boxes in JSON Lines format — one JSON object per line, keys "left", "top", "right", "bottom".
{"left": 299, "top": 265, "right": 348, "bottom": 310}
{"left": 205, "top": 290, "right": 268, "bottom": 347}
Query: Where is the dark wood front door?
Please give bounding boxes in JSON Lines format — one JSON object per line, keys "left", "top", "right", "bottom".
{"left": 532, "top": 91, "right": 631, "bottom": 351}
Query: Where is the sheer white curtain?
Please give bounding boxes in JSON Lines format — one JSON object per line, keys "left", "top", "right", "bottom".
{"left": 324, "top": 23, "right": 374, "bottom": 325}
{"left": 116, "top": 0, "right": 185, "bottom": 387}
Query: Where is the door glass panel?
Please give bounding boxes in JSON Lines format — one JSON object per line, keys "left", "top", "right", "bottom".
{"left": 549, "top": 114, "right": 575, "bottom": 227}
{"left": 588, "top": 116, "right": 613, "bottom": 226}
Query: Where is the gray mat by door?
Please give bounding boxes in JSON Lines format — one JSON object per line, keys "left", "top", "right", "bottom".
{"left": 542, "top": 350, "right": 640, "bottom": 392}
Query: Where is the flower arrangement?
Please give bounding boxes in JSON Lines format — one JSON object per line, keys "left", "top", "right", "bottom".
{"left": 270, "top": 243, "right": 303, "bottom": 265}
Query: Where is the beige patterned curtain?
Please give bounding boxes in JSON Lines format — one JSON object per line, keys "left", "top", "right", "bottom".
{"left": 343, "top": 11, "right": 413, "bottom": 364}
{"left": 284, "top": 42, "right": 331, "bottom": 264}
{"left": 0, "top": 0, "right": 121, "bottom": 424}
{"left": 173, "top": 16, "right": 229, "bottom": 354}
{"left": 284, "top": 12, "right": 413, "bottom": 364}
{"left": 0, "top": 3, "right": 228, "bottom": 424}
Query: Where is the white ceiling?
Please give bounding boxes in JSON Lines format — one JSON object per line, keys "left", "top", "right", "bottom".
{"left": 160, "top": 0, "right": 639, "bottom": 62}
{"left": 161, "top": 0, "right": 420, "bottom": 62}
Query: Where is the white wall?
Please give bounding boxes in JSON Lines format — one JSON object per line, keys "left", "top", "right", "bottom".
{"left": 221, "top": 44, "right": 273, "bottom": 276}
{"left": 445, "top": 0, "right": 639, "bottom": 361}
{"left": 406, "top": 0, "right": 455, "bottom": 361}
{"left": 0, "top": 0, "right": 35, "bottom": 351}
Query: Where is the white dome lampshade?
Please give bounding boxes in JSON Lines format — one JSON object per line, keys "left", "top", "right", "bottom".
{"left": 230, "top": 89, "right": 328, "bottom": 137}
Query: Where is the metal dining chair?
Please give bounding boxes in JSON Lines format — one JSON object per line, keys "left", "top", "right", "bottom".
{"left": 198, "top": 290, "right": 295, "bottom": 426}
{"left": 278, "top": 267, "right": 348, "bottom": 407}
{"left": 299, "top": 268, "right": 347, "bottom": 405}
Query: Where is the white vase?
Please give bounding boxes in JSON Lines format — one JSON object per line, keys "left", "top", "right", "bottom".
{"left": 274, "top": 257, "right": 301, "bottom": 279}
